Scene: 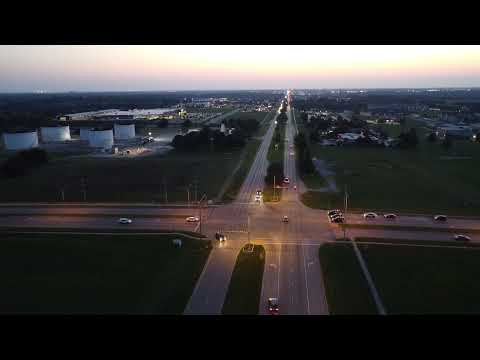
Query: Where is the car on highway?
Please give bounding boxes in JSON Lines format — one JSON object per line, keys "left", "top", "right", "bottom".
{"left": 283, "top": 215, "right": 289, "bottom": 223}
{"left": 186, "top": 216, "right": 200, "bottom": 222}
{"left": 290, "top": 151, "right": 295, "bottom": 156}
{"left": 215, "top": 232, "right": 227, "bottom": 242}
{"left": 283, "top": 178, "right": 290, "bottom": 184}
{"left": 293, "top": 185, "right": 297, "bottom": 190}
{"left": 454, "top": 234, "right": 471, "bottom": 242}
{"left": 268, "top": 297, "right": 279, "bottom": 315}
{"left": 255, "top": 190, "right": 262, "bottom": 202}
{"left": 118, "top": 218, "right": 132, "bottom": 224}
{"left": 383, "top": 213, "right": 397, "bottom": 220}
{"left": 331, "top": 216, "right": 344, "bottom": 224}
{"left": 434, "top": 215, "right": 448, "bottom": 222}
{"left": 363, "top": 212, "right": 378, "bottom": 219}
{"left": 328, "top": 209, "right": 342, "bottom": 217}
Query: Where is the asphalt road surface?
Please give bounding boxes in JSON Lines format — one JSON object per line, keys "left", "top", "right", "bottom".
{"left": 184, "top": 109, "right": 279, "bottom": 315}
{"left": 257, "top": 105, "right": 330, "bottom": 315}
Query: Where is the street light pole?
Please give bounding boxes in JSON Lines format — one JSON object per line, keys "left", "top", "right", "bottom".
{"left": 247, "top": 210, "right": 250, "bottom": 244}
{"left": 198, "top": 193, "right": 207, "bottom": 234}
{"left": 273, "top": 176, "right": 276, "bottom": 202}
{"left": 344, "top": 185, "right": 348, "bottom": 241}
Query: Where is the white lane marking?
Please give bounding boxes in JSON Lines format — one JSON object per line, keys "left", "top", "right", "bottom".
{"left": 277, "top": 244, "right": 282, "bottom": 299}
{"left": 302, "top": 244, "right": 311, "bottom": 315}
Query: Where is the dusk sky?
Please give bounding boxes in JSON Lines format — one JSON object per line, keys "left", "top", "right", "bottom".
{"left": 1, "top": 45, "right": 480, "bottom": 92}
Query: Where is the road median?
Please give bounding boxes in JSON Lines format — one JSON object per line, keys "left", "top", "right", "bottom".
{"left": 341, "top": 223, "right": 480, "bottom": 234}
{"left": 222, "top": 244, "right": 265, "bottom": 315}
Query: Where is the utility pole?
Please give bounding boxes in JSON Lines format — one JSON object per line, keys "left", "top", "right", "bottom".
{"left": 343, "top": 185, "right": 348, "bottom": 241}
{"left": 81, "top": 177, "right": 87, "bottom": 202}
{"left": 273, "top": 176, "right": 276, "bottom": 202}
{"left": 194, "top": 179, "right": 198, "bottom": 203}
{"left": 198, "top": 193, "right": 207, "bottom": 234}
{"left": 187, "top": 185, "right": 190, "bottom": 207}
{"left": 163, "top": 177, "right": 168, "bottom": 204}
{"left": 61, "top": 186, "right": 65, "bottom": 202}
{"left": 247, "top": 210, "right": 251, "bottom": 244}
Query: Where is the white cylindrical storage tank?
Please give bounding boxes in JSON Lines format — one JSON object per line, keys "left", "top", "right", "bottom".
{"left": 40, "top": 126, "right": 71, "bottom": 142}
{"left": 3, "top": 131, "right": 39, "bottom": 150}
{"left": 80, "top": 128, "right": 92, "bottom": 140}
{"left": 88, "top": 129, "right": 114, "bottom": 148}
{"left": 114, "top": 124, "right": 135, "bottom": 139}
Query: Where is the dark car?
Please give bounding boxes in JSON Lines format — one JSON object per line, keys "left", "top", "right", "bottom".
{"left": 331, "top": 216, "right": 344, "bottom": 224}
{"left": 268, "top": 298, "right": 279, "bottom": 315}
{"left": 384, "top": 214, "right": 397, "bottom": 220}
{"left": 328, "top": 209, "right": 342, "bottom": 217}
{"left": 215, "top": 232, "right": 226, "bottom": 242}
{"left": 434, "top": 215, "right": 448, "bottom": 222}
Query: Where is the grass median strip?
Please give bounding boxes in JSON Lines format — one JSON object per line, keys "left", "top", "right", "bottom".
{"left": 319, "top": 243, "right": 377, "bottom": 315}
{"left": 340, "top": 223, "right": 480, "bottom": 234}
{"left": 222, "top": 244, "right": 265, "bottom": 315}
{"left": 354, "top": 237, "right": 480, "bottom": 248}
{"left": 0, "top": 228, "right": 206, "bottom": 238}
{"left": 221, "top": 139, "right": 262, "bottom": 202}
{"left": 0, "top": 232, "right": 211, "bottom": 314}
{"left": 359, "top": 243, "right": 480, "bottom": 314}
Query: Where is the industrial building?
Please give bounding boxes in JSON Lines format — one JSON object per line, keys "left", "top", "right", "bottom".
{"left": 40, "top": 125, "right": 71, "bottom": 142}
{"left": 2, "top": 130, "right": 39, "bottom": 150}
{"left": 114, "top": 124, "right": 136, "bottom": 140}
{"left": 80, "top": 128, "right": 92, "bottom": 140}
{"left": 88, "top": 129, "right": 114, "bottom": 149}
{"left": 435, "top": 124, "right": 473, "bottom": 139}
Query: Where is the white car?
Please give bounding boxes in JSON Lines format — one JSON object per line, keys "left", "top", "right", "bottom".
{"left": 283, "top": 178, "right": 290, "bottom": 184}
{"left": 289, "top": 151, "right": 295, "bottom": 156}
{"left": 118, "top": 218, "right": 132, "bottom": 224}
{"left": 363, "top": 212, "right": 378, "bottom": 219}
{"left": 186, "top": 216, "right": 200, "bottom": 222}
{"left": 454, "top": 234, "right": 471, "bottom": 242}
{"left": 283, "top": 216, "right": 289, "bottom": 223}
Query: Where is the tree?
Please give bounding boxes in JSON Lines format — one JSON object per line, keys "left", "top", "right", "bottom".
{"left": 427, "top": 132, "right": 437, "bottom": 142}
{"left": 1, "top": 148, "right": 49, "bottom": 178}
{"left": 265, "top": 162, "right": 284, "bottom": 186}
{"left": 181, "top": 119, "right": 192, "bottom": 129}
{"left": 442, "top": 134, "right": 453, "bottom": 149}
{"left": 399, "top": 117, "right": 407, "bottom": 131}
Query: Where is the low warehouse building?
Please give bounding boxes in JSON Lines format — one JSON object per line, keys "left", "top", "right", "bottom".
{"left": 40, "top": 125, "right": 71, "bottom": 142}
{"left": 2, "top": 130, "right": 39, "bottom": 150}
{"left": 88, "top": 129, "right": 114, "bottom": 148}
{"left": 114, "top": 124, "right": 135, "bottom": 140}
{"left": 80, "top": 128, "right": 92, "bottom": 140}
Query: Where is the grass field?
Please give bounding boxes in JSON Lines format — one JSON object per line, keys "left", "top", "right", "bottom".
{"left": 301, "top": 118, "right": 480, "bottom": 215}
{"left": 318, "top": 243, "right": 377, "bottom": 314}
{"left": 354, "top": 237, "right": 480, "bottom": 247}
{"left": 221, "top": 139, "right": 262, "bottom": 202}
{"left": 295, "top": 109, "right": 326, "bottom": 189}
{"left": 0, "top": 233, "right": 211, "bottom": 314}
{"left": 360, "top": 243, "right": 480, "bottom": 314}
{"left": 222, "top": 244, "right": 265, "bottom": 315}
{"left": 0, "top": 148, "right": 243, "bottom": 203}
